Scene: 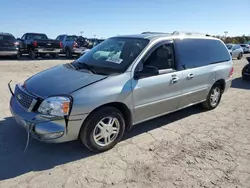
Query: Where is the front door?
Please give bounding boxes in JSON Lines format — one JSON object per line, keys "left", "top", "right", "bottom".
{"left": 132, "top": 41, "right": 183, "bottom": 124}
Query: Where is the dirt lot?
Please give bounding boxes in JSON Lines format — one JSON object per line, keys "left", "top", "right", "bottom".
{"left": 0, "top": 56, "right": 249, "bottom": 188}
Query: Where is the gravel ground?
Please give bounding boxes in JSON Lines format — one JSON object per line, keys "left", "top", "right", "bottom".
{"left": 0, "top": 55, "right": 249, "bottom": 188}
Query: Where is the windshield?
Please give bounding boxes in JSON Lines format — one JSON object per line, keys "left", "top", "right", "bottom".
{"left": 226, "top": 44, "right": 233, "bottom": 49}
{"left": 27, "top": 34, "right": 48, "bottom": 40}
{"left": 76, "top": 37, "right": 149, "bottom": 73}
{"left": 0, "top": 35, "right": 15, "bottom": 41}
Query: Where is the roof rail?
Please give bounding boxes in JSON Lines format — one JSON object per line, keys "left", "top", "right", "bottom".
{"left": 141, "top": 31, "right": 171, "bottom": 35}
{"left": 172, "top": 31, "right": 210, "bottom": 37}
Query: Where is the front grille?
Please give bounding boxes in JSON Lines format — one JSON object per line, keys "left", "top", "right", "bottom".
{"left": 15, "top": 85, "right": 37, "bottom": 110}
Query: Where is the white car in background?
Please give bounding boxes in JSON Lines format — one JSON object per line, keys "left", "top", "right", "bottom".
{"left": 226, "top": 44, "right": 244, "bottom": 60}
{"left": 240, "top": 44, "right": 250, "bottom": 53}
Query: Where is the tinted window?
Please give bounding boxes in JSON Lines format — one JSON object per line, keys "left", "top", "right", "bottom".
{"left": 144, "top": 43, "right": 175, "bottom": 70}
{"left": 66, "top": 35, "right": 78, "bottom": 41}
{"left": 175, "top": 38, "right": 231, "bottom": 69}
{"left": 27, "top": 34, "right": 48, "bottom": 40}
{"left": 76, "top": 37, "right": 149, "bottom": 74}
{"left": 56, "top": 36, "right": 62, "bottom": 41}
{"left": 226, "top": 44, "right": 233, "bottom": 49}
{"left": 21, "top": 34, "right": 26, "bottom": 40}
{"left": 0, "top": 35, "right": 15, "bottom": 41}
{"left": 240, "top": 44, "right": 246, "bottom": 47}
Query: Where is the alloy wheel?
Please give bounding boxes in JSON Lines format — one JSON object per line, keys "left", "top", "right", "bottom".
{"left": 93, "top": 116, "right": 120, "bottom": 147}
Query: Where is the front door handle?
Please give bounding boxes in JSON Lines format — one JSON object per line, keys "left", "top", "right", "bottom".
{"left": 187, "top": 74, "right": 194, "bottom": 79}
{"left": 171, "top": 77, "right": 179, "bottom": 84}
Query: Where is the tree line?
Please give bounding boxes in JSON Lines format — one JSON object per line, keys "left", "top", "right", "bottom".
{"left": 213, "top": 35, "right": 250, "bottom": 44}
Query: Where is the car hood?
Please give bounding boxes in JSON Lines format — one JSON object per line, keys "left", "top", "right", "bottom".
{"left": 24, "top": 64, "right": 107, "bottom": 98}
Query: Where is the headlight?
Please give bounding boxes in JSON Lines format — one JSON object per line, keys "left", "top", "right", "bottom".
{"left": 38, "top": 96, "right": 71, "bottom": 116}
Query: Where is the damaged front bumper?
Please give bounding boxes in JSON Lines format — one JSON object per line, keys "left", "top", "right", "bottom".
{"left": 8, "top": 82, "right": 88, "bottom": 143}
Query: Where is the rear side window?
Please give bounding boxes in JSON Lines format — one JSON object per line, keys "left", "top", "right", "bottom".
{"left": 66, "top": 36, "right": 78, "bottom": 41}
{"left": 175, "top": 38, "right": 231, "bottom": 69}
{"left": 0, "top": 35, "right": 15, "bottom": 41}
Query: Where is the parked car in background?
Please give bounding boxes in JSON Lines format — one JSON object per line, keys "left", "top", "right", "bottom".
{"left": 9, "top": 32, "right": 233, "bottom": 152}
{"left": 240, "top": 44, "right": 250, "bottom": 53}
{"left": 226, "top": 44, "right": 243, "bottom": 60}
{"left": 0, "top": 32, "right": 20, "bottom": 59}
{"left": 56, "top": 35, "right": 89, "bottom": 58}
{"left": 81, "top": 38, "right": 105, "bottom": 55}
{"left": 18, "top": 33, "right": 62, "bottom": 59}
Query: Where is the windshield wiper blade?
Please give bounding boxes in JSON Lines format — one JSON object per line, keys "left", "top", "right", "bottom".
{"left": 73, "top": 61, "right": 96, "bottom": 74}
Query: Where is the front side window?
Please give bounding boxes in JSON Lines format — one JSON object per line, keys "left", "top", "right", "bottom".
{"left": 75, "top": 37, "right": 149, "bottom": 74}
{"left": 175, "top": 38, "right": 231, "bottom": 69}
{"left": 143, "top": 43, "right": 175, "bottom": 70}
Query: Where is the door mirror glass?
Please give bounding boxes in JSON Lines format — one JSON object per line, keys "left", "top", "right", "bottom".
{"left": 134, "top": 66, "right": 159, "bottom": 79}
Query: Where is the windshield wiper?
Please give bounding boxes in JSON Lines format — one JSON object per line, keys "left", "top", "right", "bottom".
{"left": 72, "top": 61, "right": 96, "bottom": 74}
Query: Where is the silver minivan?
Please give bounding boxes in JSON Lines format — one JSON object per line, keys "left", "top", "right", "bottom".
{"left": 9, "top": 33, "right": 233, "bottom": 152}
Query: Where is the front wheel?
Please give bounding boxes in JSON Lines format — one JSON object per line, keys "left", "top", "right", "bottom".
{"left": 202, "top": 84, "right": 222, "bottom": 110}
{"left": 80, "top": 107, "right": 125, "bottom": 152}
{"left": 242, "top": 64, "right": 250, "bottom": 80}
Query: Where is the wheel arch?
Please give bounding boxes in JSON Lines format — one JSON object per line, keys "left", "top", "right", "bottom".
{"left": 81, "top": 102, "right": 133, "bottom": 134}
{"left": 213, "top": 79, "right": 226, "bottom": 93}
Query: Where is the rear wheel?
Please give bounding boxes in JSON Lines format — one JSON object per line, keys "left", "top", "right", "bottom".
{"left": 39, "top": 54, "right": 46, "bottom": 59}
{"left": 242, "top": 64, "right": 250, "bottom": 80}
{"left": 80, "top": 107, "right": 125, "bottom": 152}
{"left": 202, "top": 84, "right": 222, "bottom": 110}
{"left": 13, "top": 52, "right": 21, "bottom": 60}
{"left": 65, "top": 48, "right": 72, "bottom": 59}
{"left": 29, "top": 49, "right": 36, "bottom": 59}
{"left": 51, "top": 53, "right": 59, "bottom": 59}
{"left": 237, "top": 52, "right": 243, "bottom": 60}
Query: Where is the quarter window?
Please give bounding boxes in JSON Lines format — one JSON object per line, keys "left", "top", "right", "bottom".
{"left": 175, "top": 38, "right": 231, "bottom": 68}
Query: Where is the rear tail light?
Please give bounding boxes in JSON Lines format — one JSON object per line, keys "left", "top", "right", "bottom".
{"left": 229, "top": 67, "right": 234, "bottom": 78}
{"left": 33, "top": 41, "right": 37, "bottom": 47}
{"left": 60, "top": 42, "right": 63, "bottom": 48}
{"left": 73, "top": 41, "right": 77, "bottom": 48}
{"left": 14, "top": 41, "right": 19, "bottom": 46}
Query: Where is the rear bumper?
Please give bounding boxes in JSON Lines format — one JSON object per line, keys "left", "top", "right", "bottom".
{"left": 225, "top": 79, "right": 232, "bottom": 92}
{"left": 0, "top": 51, "right": 18, "bottom": 56}
{"left": 37, "top": 48, "right": 61, "bottom": 54}
{"left": 73, "top": 48, "right": 86, "bottom": 54}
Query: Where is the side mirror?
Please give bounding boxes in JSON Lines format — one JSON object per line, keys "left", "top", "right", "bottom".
{"left": 134, "top": 66, "right": 159, "bottom": 79}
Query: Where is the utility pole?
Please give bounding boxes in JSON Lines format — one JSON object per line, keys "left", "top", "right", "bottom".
{"left": 80, "top": 31, "right": 84, "bottom": 36}
{"left": 224, "top": 31, "right": 228, "bottom": 38}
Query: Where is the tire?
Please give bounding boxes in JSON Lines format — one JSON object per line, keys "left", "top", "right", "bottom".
{"left": 80, "top": 107, "right": 125, "bottom": 152}
{"left": 237, "top": 52, "right": 243, "bottom": 60}
{"left": 40, "top": 54, "right": 46, "bottom": 59}
{"left": 29, "top": 49, "right": 36, "bottom": 59}
{"left": 242, "top": 64, "right": 250, "bottom": 80}
{"left": 65, "top": 48, "right": 72, "bottom": 59}
{"left": 13, "top": 52, "right": 21, "bottom": 60}
{"left": 202, "top": 84, "right": 222, "bottom": 110}
{"left": 51, "top": 53, "right": 59, "bottom": 59}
